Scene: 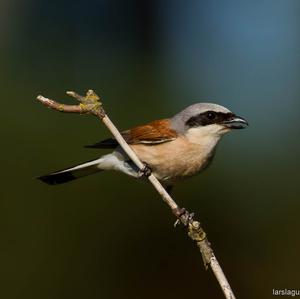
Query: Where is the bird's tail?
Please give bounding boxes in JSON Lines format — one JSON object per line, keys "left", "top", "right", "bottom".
{"left": 38, "top": 158, "right": 104, "bottom": 185}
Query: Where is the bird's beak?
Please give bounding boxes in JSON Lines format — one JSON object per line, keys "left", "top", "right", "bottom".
{"left": 222, "top": 115, "right": 249, "bottom": 129}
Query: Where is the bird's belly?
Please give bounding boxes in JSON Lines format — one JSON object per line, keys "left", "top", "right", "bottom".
{"left": 131, "top": 140, "right": 214, "bottom": 183}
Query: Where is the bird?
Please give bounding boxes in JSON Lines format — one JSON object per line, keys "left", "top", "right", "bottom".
{"left": 38, "top": 103, "right": 248, "bottom": 192}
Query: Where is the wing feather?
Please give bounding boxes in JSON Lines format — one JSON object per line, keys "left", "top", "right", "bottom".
{"left": 85, "top": 119, "right": 177, "bottom": 149}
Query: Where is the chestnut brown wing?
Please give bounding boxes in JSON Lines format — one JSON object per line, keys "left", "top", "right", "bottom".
{"left": 85, "top": 119, "right": 177, "bottom": 149}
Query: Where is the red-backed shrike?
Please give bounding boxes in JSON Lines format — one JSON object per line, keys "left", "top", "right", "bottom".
{"left": 39, "top": 103, "right": 248, "bottom": 192}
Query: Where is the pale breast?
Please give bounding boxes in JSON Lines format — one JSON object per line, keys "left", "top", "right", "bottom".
{"left": 130, "top": 136, "right": 216, "bottom": 183}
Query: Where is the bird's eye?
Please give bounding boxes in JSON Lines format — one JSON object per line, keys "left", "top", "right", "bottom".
{"left": 206, "top": 112, "right": 216, "bottom": 120}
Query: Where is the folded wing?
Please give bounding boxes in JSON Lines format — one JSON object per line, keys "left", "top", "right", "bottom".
{"left": 85, "top": 119, "right": 177, "bottom": 149}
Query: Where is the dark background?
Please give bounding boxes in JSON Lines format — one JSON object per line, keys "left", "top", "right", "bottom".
{"left": 1, "top": 0, "right": 300, "bottom": 298}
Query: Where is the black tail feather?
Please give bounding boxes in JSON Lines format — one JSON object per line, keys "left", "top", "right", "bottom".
{"left": 38, "top": 172, "right": 77, "bottom": 185}
{"left": 38, "top": 158, "right": 104, "bottom": 185}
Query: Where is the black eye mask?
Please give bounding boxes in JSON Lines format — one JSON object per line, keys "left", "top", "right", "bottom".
{"left": 185, "top": 111, "right": 235, "bottom": 127}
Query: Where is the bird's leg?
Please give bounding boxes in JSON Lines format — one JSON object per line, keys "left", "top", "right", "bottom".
{"left": 138, "top": 162, "right": 152, "bottom": 178}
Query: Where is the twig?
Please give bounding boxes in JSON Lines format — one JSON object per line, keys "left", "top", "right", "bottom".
{"left": 36, "top": 90, "right": 236, "bottom": 299}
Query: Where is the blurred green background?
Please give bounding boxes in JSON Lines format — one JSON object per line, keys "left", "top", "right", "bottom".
{"left": 1, "top": 0, "right": 300, "bottom": 298}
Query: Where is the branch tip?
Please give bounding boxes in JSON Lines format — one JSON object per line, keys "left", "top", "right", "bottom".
{"left": 66, "top": 91, "right": 75, "bottom": 96}
{"left": 37, "top": 95, "right": 46, "bottom": 101}
{"left": 66, "top": 91, "right": 84, "bottom": 102}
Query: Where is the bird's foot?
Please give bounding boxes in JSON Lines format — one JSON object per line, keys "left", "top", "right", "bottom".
{"left": 138, "top": 163, "right": 152, "bottom": 178}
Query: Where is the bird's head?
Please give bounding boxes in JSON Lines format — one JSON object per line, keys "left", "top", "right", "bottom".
{"left": 171, "top": 103, "right": 248, "bottom": 142}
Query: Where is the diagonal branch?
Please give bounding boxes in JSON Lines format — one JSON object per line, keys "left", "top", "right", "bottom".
{"left": 36, "top": 90, "right": 236, "bottom": 299}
